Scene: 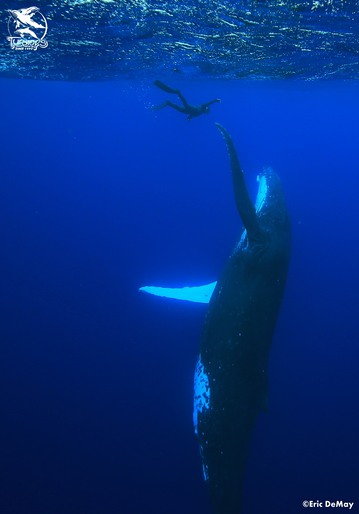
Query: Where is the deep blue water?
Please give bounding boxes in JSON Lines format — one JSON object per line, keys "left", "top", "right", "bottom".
{"left": 0, "top": 78, "right": 358, "bottom": 514}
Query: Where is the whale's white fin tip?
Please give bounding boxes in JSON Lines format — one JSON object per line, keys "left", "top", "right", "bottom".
{"left": 139, "top": 282, "right": 217, "bottom": 304}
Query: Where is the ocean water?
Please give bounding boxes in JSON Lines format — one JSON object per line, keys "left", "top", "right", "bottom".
{"left": 2, "top": 0, "right": 359, "bottom": 80}
{"left": 1, "top": 77, "right": 358, "bottom": 514}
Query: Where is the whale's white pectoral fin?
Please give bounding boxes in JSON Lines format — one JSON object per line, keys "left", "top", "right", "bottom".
{"left": 139, "top": 282, "right": 217, "bottom": 304}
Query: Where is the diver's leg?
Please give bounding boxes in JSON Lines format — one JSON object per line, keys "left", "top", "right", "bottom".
{"left": 153, "top": 80, "right": 190, "bottom": 110}
{"left": 152, "top": 101, "right": 170, "bottom": 111}
{"left": 152, "top": 101, "right": 187, "bottom": 114}
{"left": 166, "top": 102, "right": 187, "bottom": 114}
{"left": 175, "top": 91, "right": 190, "bottom": 109}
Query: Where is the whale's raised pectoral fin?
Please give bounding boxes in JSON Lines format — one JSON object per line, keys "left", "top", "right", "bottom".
{"left": 139, "top": 282, "right": 217, "bottom": 304}
{"left": 215, "top": 123, "right": 264, "bottom": 244}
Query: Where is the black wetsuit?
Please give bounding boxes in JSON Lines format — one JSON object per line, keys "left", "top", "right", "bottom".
{"left": 153, "top": 80, "right": 221, "bottom": 120}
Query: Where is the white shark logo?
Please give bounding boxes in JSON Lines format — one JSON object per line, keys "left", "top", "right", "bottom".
{"left": 8, "top": 7, "right": 47, "bottom": 40}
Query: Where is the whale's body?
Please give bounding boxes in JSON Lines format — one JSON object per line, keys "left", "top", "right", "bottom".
{"left": 193, "top": 125, "right": 291, "bottom": 513}
{"left": 140, "top": 124, "right": 291, "bottom": 513}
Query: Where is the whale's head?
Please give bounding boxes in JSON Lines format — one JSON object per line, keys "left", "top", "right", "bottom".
{"left": 255, "top": 167, "right": 289, "bottom": 231}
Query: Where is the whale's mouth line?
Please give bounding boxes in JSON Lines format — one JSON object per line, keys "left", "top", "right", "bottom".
{"left": 235, "top": 172, "right": 269, "bottom": 251}
{"left": 254, "top": 173, "right": 269, "bottom": 214}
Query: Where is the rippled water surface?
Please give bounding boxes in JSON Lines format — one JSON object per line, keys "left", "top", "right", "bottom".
{"left": 1, "top": 0, "right": 359, "bottom": 80}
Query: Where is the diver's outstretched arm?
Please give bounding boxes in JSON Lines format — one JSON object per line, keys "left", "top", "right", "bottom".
{"left": 204, "top": 98, "right": 221, "bottom": 108}
{"left": 215, "top": 123, "right": 263, "bottom": 242}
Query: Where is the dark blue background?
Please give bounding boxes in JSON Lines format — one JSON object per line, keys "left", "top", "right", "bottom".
{"left": 0, "top": 78, "right": 358, "bottom": 513}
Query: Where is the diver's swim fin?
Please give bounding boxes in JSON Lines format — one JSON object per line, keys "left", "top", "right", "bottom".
{"left": 154, "top": 80, "right": 179, "bottom": 94}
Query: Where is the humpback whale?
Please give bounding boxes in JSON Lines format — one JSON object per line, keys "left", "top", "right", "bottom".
{"left": 140, "top": 124, "right": 291, "bottom": 513}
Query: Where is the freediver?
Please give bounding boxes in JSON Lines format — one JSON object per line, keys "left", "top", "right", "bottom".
{"left": 153, "top": 80, "right": 221, "bottom": 120}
